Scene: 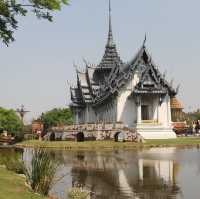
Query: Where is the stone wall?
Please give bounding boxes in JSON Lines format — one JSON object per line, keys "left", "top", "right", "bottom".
{"left": 50, "top": 123, "right": 139, "bottom": 142}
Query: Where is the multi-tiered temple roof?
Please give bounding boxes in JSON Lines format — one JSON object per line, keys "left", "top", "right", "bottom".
{"left": 97, "top": 1, "right": 123, "bottom": 70}
{"left": 70, "top": 1, "right": 177, "bottom": 109}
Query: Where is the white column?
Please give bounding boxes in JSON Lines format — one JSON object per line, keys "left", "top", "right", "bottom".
{"left": 137, "top": 96, "right": 141, "bottom": 124}
{"left": 86, "top": 105, "right": 89, "bottom": 124}
{"left": 137, "top": 105, "right": 141, "bottom": 124}
{"left": 157, "top": 98, "right": 160, "bottom": 123}
{"left": 167, "top": 95, "right": 172, "bottom": 126}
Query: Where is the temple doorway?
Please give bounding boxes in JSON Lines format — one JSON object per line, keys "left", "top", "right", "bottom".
{"left": 141, "top": 105, "right": 149, "bottom": 120}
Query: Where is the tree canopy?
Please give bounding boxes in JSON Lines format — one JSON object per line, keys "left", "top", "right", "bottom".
{"left": 40, "top": 108, "right": 73, "bottom": 131}
{"left": 0, "top": 0, "right": 69, "bottom": 45}
{"left": 185, "top": 110, "right": 200, "bottom": 123}
{"left": 0, "top": 107, "right": 22, "bottom": 134}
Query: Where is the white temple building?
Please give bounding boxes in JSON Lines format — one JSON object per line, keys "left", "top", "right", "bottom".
{"left": 70, "top": 1, "right": 177, "bottom": 139}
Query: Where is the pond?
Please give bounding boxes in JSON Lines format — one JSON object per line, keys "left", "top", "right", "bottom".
{"left": 2, "top": 147, "right": 200, "bottom": 199}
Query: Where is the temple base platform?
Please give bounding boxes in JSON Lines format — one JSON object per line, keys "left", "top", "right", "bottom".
{"left": 136, "top": 123, "right": 177, "bottom": 139}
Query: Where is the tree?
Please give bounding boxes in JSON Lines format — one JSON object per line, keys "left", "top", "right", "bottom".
{"left": 40, "top": 108, "right": 73, "bottom": 131}
{"left": 185, "top": 110, "right": 200, "bottom": 124}
{"left": 0, "top": 0, "right": 69, "bottom": 46}
{"left": 0, "top": 107, "right": 23, "bottom": 135}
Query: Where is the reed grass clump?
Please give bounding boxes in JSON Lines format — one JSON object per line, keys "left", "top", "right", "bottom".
{"left": 25, "top": 149, "right": 58, "bottom": 196}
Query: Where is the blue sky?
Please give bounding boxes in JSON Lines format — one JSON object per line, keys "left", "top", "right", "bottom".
{"left": 0, "top": 0, "right": 200, "bottom": 122}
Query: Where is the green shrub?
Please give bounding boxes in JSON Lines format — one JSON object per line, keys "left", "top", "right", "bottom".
{"left": 1, "top": 152, "right": 25, "bottom": 174}
{"left": 68, "top": 188, "right": 90, "bottom": 199}
{"left": 25, "top": 149, "right": 57, "bottom": 196}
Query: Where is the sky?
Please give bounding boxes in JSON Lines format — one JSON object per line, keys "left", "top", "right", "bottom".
{"left": 1, "top": 0, "right": 200, "bottom": 122}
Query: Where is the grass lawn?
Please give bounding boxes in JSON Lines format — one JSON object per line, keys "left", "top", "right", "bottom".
{"left": 0, "top": 167, "right": 47, "bottom": 199}
{"left": 147, "top": 137, "right": 200, "bottom": 146}
{"left": 16, "top": 137, "right": 200, "bottom": 150}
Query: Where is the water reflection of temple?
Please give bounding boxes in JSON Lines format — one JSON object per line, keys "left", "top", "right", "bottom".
{"left": 139, "top": 159, "right": 175, "bottom": 184}
{"left": 65, "top": 149, "right": 180, "bottom": 199}
{"left": 137, "top": 159, "right": 179, "bottom": 198}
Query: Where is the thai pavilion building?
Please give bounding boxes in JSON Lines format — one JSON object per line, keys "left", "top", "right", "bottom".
{"left": 70, "top": 1, "right": 178, "bottom": 139}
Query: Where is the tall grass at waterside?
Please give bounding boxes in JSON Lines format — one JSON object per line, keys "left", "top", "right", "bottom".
{"left": 25, "top": 149, "right": 58, "bottom": 196}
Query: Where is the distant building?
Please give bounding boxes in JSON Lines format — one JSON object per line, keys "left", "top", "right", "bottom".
{"left": 170, "top": 97, "right": 184, "bottom": 122}
{"left": 32, "top": 120, "right": 44, "bottom": 134}
{"left": 70, "top": 1, "right": 178, "bottom": 139}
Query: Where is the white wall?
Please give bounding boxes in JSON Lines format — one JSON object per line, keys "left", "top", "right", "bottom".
{"left": 159, "top": 95, "right": 171, "bottom": 127}
{"left": 117, "top": 73, "right": 139, "bottom": 127}
{"left": 117, "top": 92, "right": 137, "bottom": 127}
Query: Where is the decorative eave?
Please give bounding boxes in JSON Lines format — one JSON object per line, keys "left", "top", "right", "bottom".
{"left": 70, "top": 87, "right": 85, "bottom": 105}
{"left": 85, "top": 64, "right": 94, "bottom": 98}
{"left": 76, "top": 70, "right": 86, "bottom": 102}
{"left": 133, "top": 45, "right": 177, "bottom": 96}
{"left": 69, "top": 102, "right": 86, "bottom": 109}
{"left": 133, "top": 89, "right": 168, "bottom": 95}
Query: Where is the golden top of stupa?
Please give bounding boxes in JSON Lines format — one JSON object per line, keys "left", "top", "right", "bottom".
{"left": 170, "top": 97, "right": 183, "bottom": 109}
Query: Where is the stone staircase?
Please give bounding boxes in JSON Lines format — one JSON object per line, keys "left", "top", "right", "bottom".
{"left": 136, "top": 123, "right": 177, "bottom": 139}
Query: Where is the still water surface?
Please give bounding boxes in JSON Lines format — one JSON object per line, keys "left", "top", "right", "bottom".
{"left": 4, "top": 147, "right": 200, "bottom": 199}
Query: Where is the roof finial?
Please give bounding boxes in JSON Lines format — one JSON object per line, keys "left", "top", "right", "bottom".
{"left": 143, "top": 33, "right": 147, "bottom": 47}
{"left": 107, "top": 0, "right": 114, "bottom": 47}
{"left": 109, "top": 0, "right": 111, "bottom": 19}
{"left": 170, "top": 78, "right": 174, "bottom": 87}
{"left": 67, "top": 80, "right": 73, "bottom": 88}
{"left": 83, "top": 58, "right": 89, "bottom": 66}
{"left": 176, "top": 84, "right": 180, "bottom": 94}
{"left": 73, "top": 62, "right": 79, "bottom": 73}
